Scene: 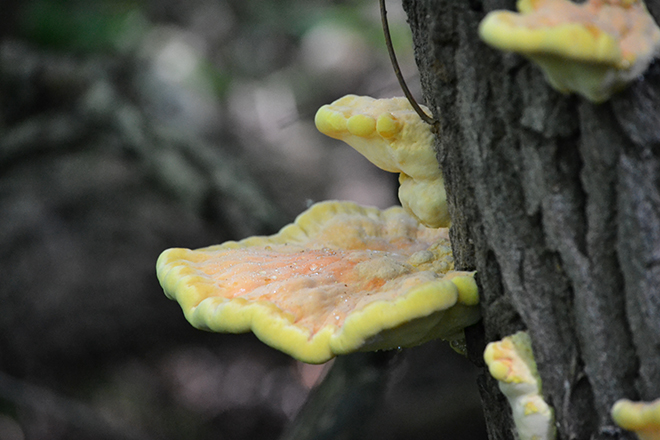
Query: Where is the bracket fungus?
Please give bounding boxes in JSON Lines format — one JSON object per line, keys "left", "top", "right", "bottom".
{"left": 484, "top": 331, "right": 556, "bottom": 440}
{"left": 315, "top": 95, "right": 448, "bottom": 228}
{"left": 612, "top": 398, "right": 660, "bottom": 440}
{"left": 479, "top": 0, "right": 660, "bottom": 102}
{"left": 157, "top": 201, "right": 479, "bottom": 364}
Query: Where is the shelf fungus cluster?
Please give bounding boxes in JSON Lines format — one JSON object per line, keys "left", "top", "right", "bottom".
{"left": 479, "top": 0, "right": 660, "bottom": 102}
{"left": 612, "top": 398, "right": 660, "bottom": 440}
{"left": 157, "top": 201, "right": 479, "bottom": 364}
{"left": 484, "top": 331, "right": 556, "bottom": 440}
{"left": 315, "top": 95, "right": 448, "bottom": 228}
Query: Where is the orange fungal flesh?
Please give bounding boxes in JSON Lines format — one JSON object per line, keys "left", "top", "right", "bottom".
{"left": 479, "top": 0, "right": 660, "bottom": 102}
{"left": 157, "top": 201, "right": 480, "bottom": 362}
{"left": 189, "top": 241, "right": 437, "bottom": 333}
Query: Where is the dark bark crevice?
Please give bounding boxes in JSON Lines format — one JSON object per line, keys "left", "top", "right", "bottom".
{"left": 403, "top": 0, "right": 660, "bottom": 438}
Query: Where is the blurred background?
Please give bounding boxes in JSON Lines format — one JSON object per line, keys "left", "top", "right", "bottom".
{"left": 0, "top": 0, "right": 487, "bottom": 438}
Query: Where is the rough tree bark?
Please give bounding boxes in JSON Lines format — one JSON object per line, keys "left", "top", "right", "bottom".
{"left": 402, "top": 1, "right": 660, "bottom": 439}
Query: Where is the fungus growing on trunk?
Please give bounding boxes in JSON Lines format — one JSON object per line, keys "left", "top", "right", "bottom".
{"left": 612, "top": 398, "right": 660, "bottom": 440}
{"left": 479, "top": 0, "right": 660, "bottom": 102}
{"left": 484, "top": 331, "right": 556, "bottom": 440}
{"left": 157, "top": 201, "right": 479, "bottom": 364}
{"left": 315, "top": 95, "right": 448, "bottom": 228}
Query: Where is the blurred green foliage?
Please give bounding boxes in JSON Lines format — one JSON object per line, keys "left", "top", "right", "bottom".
{"left": 16, "top": 0, "right": 412, "bottom": 54}
{"left": 14, "top": 0, "right": 414, "bottom": 101}
{"left": 19, "top": 0, "right": 147, "bottom": 52}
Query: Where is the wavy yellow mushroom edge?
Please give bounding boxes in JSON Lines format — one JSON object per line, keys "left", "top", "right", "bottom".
{"left": 157, "top": 201, "right": 480, "bottom": 364}
{"left": 479, "top": 0, "right": 660, "bottom": 102}
{"left": 612, "top": 398, "right": 660, "bottom": 440}
{"left": 484, "top": 331, "right": 556, "bottom": 440}
{"left": 315, "top": 95, "right": 449, "bottom": 228}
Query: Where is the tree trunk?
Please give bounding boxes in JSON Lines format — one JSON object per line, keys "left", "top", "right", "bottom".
{"left": 401, "top": 1, "right": 660, "bottom": 439}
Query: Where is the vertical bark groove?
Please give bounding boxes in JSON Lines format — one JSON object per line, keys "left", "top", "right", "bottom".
{"left": 403, "top": 0, "right": 660, "bottom": 438}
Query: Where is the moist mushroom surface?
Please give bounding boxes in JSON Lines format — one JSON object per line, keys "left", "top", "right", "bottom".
{"left": 157, "top": 201, "right": 479, "bottom": 363}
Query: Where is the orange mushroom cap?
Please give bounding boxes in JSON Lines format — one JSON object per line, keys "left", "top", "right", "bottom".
{"left": 157, "top": 201, "right": 479, "bottom": 363}
{"left": 479, "top": 0, "right": 660, "bottom": 102}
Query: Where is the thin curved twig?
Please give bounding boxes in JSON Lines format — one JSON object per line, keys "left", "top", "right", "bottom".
{"left": 379, "top": 0, "right": 437, "bottom": 126}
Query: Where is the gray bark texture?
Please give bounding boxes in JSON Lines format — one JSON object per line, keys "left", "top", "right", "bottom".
{"left": 402, "top": 1, "right": 660, "bottom": 439}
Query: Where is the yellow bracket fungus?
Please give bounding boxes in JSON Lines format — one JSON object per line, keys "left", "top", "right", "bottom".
{"left": 479, "top": 0, "right": 660, "bottom": 102}
{"left": 315, "top": 95, "right": 449, "bottom": 228}
{"left": 484, "top": 331, "right": 556, "bottom": 440}
{"left": 157, "top": 201, "right": 480, "bottom": 364}
{"left": 612, "top": 398, "right": 660, "bottom": 440}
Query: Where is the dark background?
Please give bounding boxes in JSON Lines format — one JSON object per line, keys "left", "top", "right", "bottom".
{"left": 0, "top": 0, "right": 487, "bottom": 438}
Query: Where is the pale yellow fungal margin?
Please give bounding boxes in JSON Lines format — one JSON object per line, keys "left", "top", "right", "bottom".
{"left": 157, "top": 200, "right": 480, "bottom": 364}
{"left": 612, "top": 398, "right": 660, "bottom": 440}
{"left": 484, "top": 331, "right": 556, "bottom": 440}
{"left": 479, "top": 0, "right": 660, "bottom": 102}
{"left": 314, "top": 95, "right": 449, "bottom": 228}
